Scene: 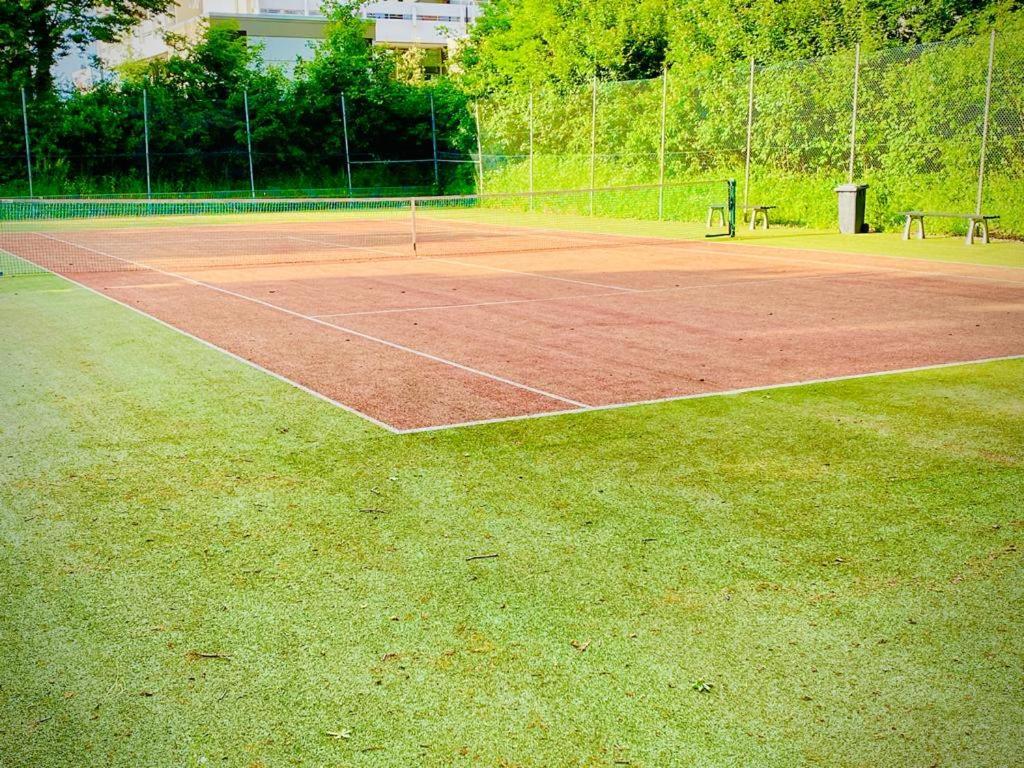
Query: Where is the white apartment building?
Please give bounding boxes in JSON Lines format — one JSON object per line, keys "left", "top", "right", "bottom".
{"left": 98, "top": 0, "right": 483, "bottom": 74}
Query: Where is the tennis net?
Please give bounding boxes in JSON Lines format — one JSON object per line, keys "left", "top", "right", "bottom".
{"left": 0, "top": 180, "right": 735, "bottom": 276}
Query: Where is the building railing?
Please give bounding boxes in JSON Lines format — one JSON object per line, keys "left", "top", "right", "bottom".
{"left": 239, "top": 0, "right": 480, "bottom": 19}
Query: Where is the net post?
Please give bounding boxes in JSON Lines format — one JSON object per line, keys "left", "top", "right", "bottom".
{"left": 847, "top": 43, "right": 860, "bottom": 184}
{"left": 429, "top": 92, "right": 440, "bottom": 191}
{"left": 528, "top": 90, "right": 534, "bottom": 210}
{"left": 658, "top": 64, "right": 668, "bottom": 220}
{"left": 976, "top": 28, "right": 996, "bottom": 215}
{"left": 474, "top": 101, "right": 485, "bottom": 194}
{"left": 410, "top": 197, "right": 417, "bottom": 254}
{"left": 340, "top": 93, "right": 353, "bottom": 196}
{"left": 243, "top": 89, "right": 256, "bottom": 198}
{"left": 728, "top": 179, "right": 737, "bottom": 237}
{"left": 143, "top": 88, "right": 152, "bottom": 199}
{"left": 589, "top": 76, "right": 597, "bottom": 215}
{"left": 20, "top": 87, "right": 34, "bottom": 198}
{"left": 743, "top": 57, "right": 755, "bottom": 208}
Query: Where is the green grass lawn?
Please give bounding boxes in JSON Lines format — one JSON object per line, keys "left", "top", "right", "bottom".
{"left": 1, "top": 272, "right": 1022, "bottom": 767}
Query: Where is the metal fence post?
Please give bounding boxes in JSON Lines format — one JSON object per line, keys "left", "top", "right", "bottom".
{"left": 848, "top": 43, "right": 861, "bottom": 184}
{"left": 340, "top": 93, "right": 353, "bottom": 196}
{"left": 243, "top": 89, "right": 256, "bottom": 198}
{"left": 142, "top": 88, "right": 152, "bottom": 199}
{"left": 743, "top": 57, "right": 755, "bottom": 209}
{"left": 20, "top": 88, "right": 34, "bottom": 198}
{"left": 728, "top": 178, "right": 737, "bottom": 237}
{"left": 410, "top": 197, "right": 417, "bottom": 253}
{"left": 528, "top": 90, "right": 534, "bottom": 208}
{"left": 657, "top": 65, "right": 668, "bottom": 220}
{"left": 589, "top": 76, "right": 597, "bottom": 215}
{"left": 429, "top": 93, "right": 440, "bottom": 191}
{"left": 474, "top": 101, "right": 484, "bottom": 194}
{"left": 976, "top": 29, "right": 996, "bottom": 215}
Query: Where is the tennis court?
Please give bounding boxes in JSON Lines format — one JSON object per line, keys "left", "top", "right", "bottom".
{"left": 3, "top": 183, "right": 1022, "bottom": 432}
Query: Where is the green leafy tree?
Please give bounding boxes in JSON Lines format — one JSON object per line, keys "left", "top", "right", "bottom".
{"left": 0, "top": 0, "right": 174, "bottom": 92}
{"left": 456, "top": 0, "right": 1020, "bottom": 92}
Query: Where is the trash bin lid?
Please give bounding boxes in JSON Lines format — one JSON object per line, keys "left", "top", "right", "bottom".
{"left": 834, "top": 183, "right": 869, "bottom": 192}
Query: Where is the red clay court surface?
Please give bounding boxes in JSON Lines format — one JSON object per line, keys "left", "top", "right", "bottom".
{"left": 9, "top": 226, "right": 1024, "bottom": 432}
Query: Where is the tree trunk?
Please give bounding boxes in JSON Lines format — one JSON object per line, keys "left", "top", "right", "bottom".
{"left": 29, "top": 1, "right": 57, "bottom": 94}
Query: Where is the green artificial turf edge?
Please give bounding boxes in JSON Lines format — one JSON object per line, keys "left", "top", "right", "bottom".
{"left": 1, "top": 272, "right": 1022, "bottom": 767}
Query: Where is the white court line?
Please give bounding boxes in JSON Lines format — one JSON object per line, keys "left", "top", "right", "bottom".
{"left": 312, "top": 271, "right": 842, "bottom": 319}
{"left": 431, "top": 213, "right": 1024, "bottom": 274}
{"left": 16, "top": 234, "right": 1023, "bottom": 434}
{"left": 679, "top": 243, "right": 1024, "bottom": 287}
{"left": 415, "top": 214, "right": 684, "bottom": 249}
{"left": 393, "top": 354, "right": 1024, "bottom": 434}
{"left": 424, "top": 256, "right": 636, "bottom": 292}
{"left": 284, "top": 234, "right": 406, "bottom": 259}
{"left": 7, "top": 249, "right": 402, "bottom": 434}
{"left": 701, "top": 236, "right": 1024, "bottom": 272}
{"left": 31, "top": 232, "right": 589, "bottom": 410}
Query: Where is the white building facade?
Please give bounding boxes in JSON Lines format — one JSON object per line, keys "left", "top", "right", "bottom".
{"left": 99, "top": 0, "right": 483, "bottom": 73}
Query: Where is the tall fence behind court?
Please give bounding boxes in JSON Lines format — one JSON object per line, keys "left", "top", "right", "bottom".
{"left": 1, "top": 27, "right": 1021, "bottom": 236}
{"left": 478, "top": 28, "right": 1024, "bottom": 236}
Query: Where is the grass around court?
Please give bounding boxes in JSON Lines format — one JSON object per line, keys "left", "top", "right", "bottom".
{"left": 1, "top": 272, "right": 1022, "bottom": 767}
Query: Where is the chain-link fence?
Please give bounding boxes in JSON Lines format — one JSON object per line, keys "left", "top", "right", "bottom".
{"left": 478, "top": 28, "right": 1024, "bottom": 238}
{"left": 2, "top": 28, "right": 1021, "bottom": 236}
{"left": 0, "top": 83, "right": 479, "bottom": 199}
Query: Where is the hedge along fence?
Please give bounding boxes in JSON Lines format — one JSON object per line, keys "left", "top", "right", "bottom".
{"left": 478, "top": 26, "right": 1024, "bottom": 238}
{"left": 0, "top": 82, "right": 478, "bottom": 199}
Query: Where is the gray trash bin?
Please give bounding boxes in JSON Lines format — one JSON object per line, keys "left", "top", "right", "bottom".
{"left": 834, "top": 183, "right": 868, "bottom": 234}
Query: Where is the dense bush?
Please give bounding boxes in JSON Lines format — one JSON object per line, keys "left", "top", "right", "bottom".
{"left": 0, "top": 4, "right": 475, "bottom": 198}
{"left": 477, "top": 24, "right": 1024, "bottom": 237}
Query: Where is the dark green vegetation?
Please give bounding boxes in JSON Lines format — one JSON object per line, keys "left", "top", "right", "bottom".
{"left": 2, "top": 261, "right": 1023, "bottom": 766}
{"left": 0, "top": 0, "right": 173, "bottom": 92}
{"left": 2, "top": 0, "right": 1022, "bottom": 215}
{"left": 457, "top": 0, "right": 1021, "bottom": 90}
{"left": 0, "top": 6, "right": 475, "bottom": 197}
{"left": 476, "top": 16, "right": 1024, "bottom": 238}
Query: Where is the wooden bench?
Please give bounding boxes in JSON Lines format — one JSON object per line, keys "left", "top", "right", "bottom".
{"left": 900, "top": 211, "right": 1000, "bottom": 245}
{"left": 706, "top": 204, "right": 776, "bottom": 230}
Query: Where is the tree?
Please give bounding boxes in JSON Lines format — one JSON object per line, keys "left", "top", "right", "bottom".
{"left": 455, "top": 0, "right": 1019, "bottom": 94}
{"left": 1, "top": 0, "right": 174, "bottom": 92}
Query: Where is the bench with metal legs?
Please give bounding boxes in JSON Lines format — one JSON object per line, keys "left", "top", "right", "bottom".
{"left": 745, "top": 205, "right": 775, "bottom": 231}
{"left": 900, "top": 211, "right": 1000, "bottom": 245}
{"left": 706, "top": 203, "right": 776, "bottom": 230}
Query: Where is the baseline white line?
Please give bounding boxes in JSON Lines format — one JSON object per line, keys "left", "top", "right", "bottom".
{"left": 32, "top": 232, "right": 589, "bottom": 410}
{"left": 424, "top": 256, "right": 636, "bottom": 292}
{"left": 11, "top": 259, "right": 401, "bottom": 434}
{"left": 284, "top": 234, "right": 407, "bottom": 259}
{"left": 311, "top": 271, "right": 842, "bottom": 319}
{"left": 679, "top": 242, "right": 1024, "bottom": 287}
{"left": 415, "top": 214, "right": 687, "bottom": 249}
{"left": 394, "top": 354, "right": 1024, "bottom": 433}
{"left": 703, "top": 236, "right": 1024, "bottom": 272}
{"left": 427, "top": 214, "right": 1024, "bottom": 275}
